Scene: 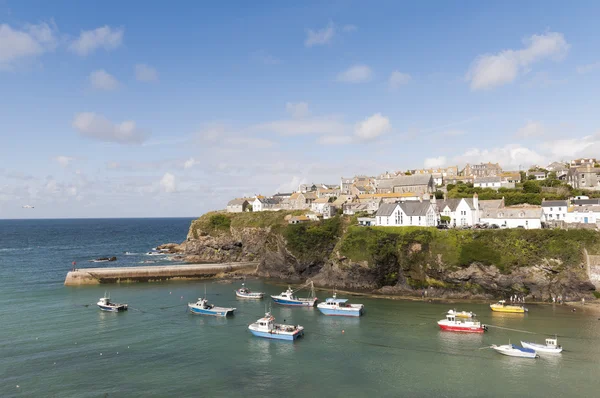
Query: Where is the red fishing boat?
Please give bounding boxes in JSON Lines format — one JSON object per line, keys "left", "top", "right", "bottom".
{"left": 437, "top": 313, "right": 487, "bottom": 333}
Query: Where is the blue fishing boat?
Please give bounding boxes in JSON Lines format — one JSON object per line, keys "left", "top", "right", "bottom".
{"left": 188, "top": 298, "right": 236, "bottom": 317}
{"left": 248, "top": 312, "right": 304, "bottom": 341}
{"left": 271, "top": 281, "right": 318, "bottom": 307}
{"left": 317, "top": 292, "right": 364, "bottom": 317}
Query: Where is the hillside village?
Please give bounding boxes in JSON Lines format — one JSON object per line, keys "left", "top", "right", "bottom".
{"left": 225, "top": 158, "right": 600, "bottom": 229}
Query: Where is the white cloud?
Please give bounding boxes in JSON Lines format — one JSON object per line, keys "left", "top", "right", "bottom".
{"left": 342, "top": 25, "right": 357, "bottom": 33}
{"left": 354, "top": 113, "right": 391, "bottom": 140}
{"left": 305, "top": 22, "right": 335, "bottom": 47}
{"left": 159, "top": 172, "right": 176, "bottom": 193}
{"left": 0, "top": 22, "right": 57, "bottom": 69}
{"left": 424, "top": 156, "right": 447, "bottom": 168}
{"left": 184, "top": 158, "right": 199, "bottom": 169}
{"left": 576, "top": 61, "right": 600, "bottom": 74}
{"left": 540, "top": 135, "right": 600, "bottom": 159}
{"left": 54, "top": 156, "right": 74, "bottom": 167}
{"left": 516, "top": 120, "right": 545, "bottom": 138}
{"left": 89, "top": 69, "right": 119, "bottom": 90}
{"left": 286, "top": 102, "right": 310, "bottom": 119}
{"left": 337, "top": 64, "right": 372, "bottom": 83}
{"left": 72, "top": 112, "right": 147, "bottom": 144}
{"left": 69, "top": 25, "right": 123, "bottom": 56}
{"left": 276, "top": 176, "right": 307, "bottom": 193}
{"left": 388, "top": 70, "right": 411, "bottom": 90}
{"left": 454, "top": 144, "right": 546, "bottom": 170}
{"left": 467, "top": 31, "right": 569, "bottom": 90}
{"left": 135, "top": 63, "right": 158, "bottom": 82}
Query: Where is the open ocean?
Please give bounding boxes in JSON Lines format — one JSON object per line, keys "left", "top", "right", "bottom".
{"left": 1, "top": 218, "right": 599, "bottom": 397}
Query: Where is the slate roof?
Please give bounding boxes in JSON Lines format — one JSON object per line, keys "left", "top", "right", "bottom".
{"left": 474, "top": 176, "right": 502, "bottom": 183}
{"left": 478, "top": 199, "right": 504, "bottom": 210}
{"left": 227, "top": 199, "right": 248, "bottom": 206}
{"left": 541, "top": 200, "right": 568, "bottom": 207}
{"left": 375, "top": 203, "right": 398, "bottom": 217}
{"left": 572, "top": 199, "right": 600, "bottom": 206}
{"left": 312, "top": 198, "right": 329, "bottom": 204}
{"left": 436, "top": 199, "right": 461, "bottom": 212}
{"left": 481, "top": 207, "right": 542, "bottom": 219}
{"left": 376, "top": 174, "right": 432, "bottom": 189}
{"left": 399, "top": 201, "right": 434, "bottom": 216}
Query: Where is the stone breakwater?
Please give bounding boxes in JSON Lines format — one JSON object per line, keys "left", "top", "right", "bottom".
{"left": 64, "top": 262, "right": 258, "bottom": 286}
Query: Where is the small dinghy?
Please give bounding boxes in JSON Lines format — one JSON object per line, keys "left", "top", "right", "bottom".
{"left": 188, "top": 298, "right": 235, "bottom": 317}
{"left": 438, "top": 313, "right": 487, "bottom": 333}
{"left": 235, "top": 283, "right": 264, "bottom": 299}
{"left": 317, "top": 292, "right": 364, "bottom": 317}
{"left": 271, "top": 281, "right": 318, "bottom": 307}
{"left": 248, "top": 312, "right": 304, "bottom": 341}
{"left": 521, "top": 337, "right": 563, "bottom": 354}
{"left": 97, "top": 295, "right": 128, "bottom": 312}
{"left": 447, "top": 309, "right": 476, "bottom": 318}
{"left": 491, "top": 343, "right": 538, "bottom": 359}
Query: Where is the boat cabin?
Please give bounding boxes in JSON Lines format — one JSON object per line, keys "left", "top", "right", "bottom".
{"left": 98, "top": 297, "right": 110, "bottom": 305}
{"left": 546, "top": 338, "right": 560, "bottom": 348}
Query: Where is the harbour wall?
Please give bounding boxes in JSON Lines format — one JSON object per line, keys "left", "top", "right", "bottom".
{"left": 64, "top": 262, "right": 258, "bottom": 286}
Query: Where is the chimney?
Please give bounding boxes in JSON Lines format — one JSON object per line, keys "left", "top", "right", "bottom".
{"left": 419, "top": 196, "right": 423, "bottom": 203}
{"left": 431, "top": 194, "right": 436, "bottom": 204}
{"left": 443, "top": 192, "right": 447, "bottom": 200}
{"left": 473, "top": 192, "right": 479, "bottom": 210}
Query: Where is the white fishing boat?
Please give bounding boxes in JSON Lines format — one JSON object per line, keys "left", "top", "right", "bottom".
{"left": 317, "top": 292, "right": 364, "bottom": 317}
{"left": 521, "top": 337, "right": 563, "bottom": 354}
{"left": 188, "top": 298, "right": 235, "bottom": 317}
{"left": 97, "top": 295, "right": 128, "bottom": 312}
{"left": 447, "top": 309, "right": 476, "bottom": 318}
{"left": 188, "top": 285, "right": 236, "bottom": 317}
{"left": 235, "top": 283, "right": 264, "bottom": 299}
{"left": 248, "top": 312, "right": 304, "bottom": 341}
{"left": 491, "top": 343, "right": 538, "bottom": 359}
{"left": 271, "top": 281, "right": 318, "bottom": 307}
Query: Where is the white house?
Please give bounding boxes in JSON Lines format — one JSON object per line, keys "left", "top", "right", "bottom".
{"left": 480, "top": 206, "right": 543, "bottom": 229}
{"left": 437, "top": 195, "right": 479, "bottom": 227}
{"left": 565, "top": 205, "right": 600, "bottom": 224}
{"left": 541, "top": 200, "right": 568, "bottom": 222}
{"left": 252, "top": 197, "right": 278, "bottom": 212}
{"left": 527, "top": 171, "right": 547, "bottom": 180}
{"left": 310, "top": 197, "right": 335, "bottom": 218}
{"left": 226, "top": 199, "right": 249, "bottom": 213}
{"left": 473, "top": 176, "right": 515, "bottom": 190}
{"left": 375, "top": 201, "right": 439, "bottom": 227}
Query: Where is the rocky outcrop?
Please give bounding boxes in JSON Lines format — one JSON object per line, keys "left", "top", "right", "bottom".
{"left": 175, "top": 213, "right": 599, "bottom": 300}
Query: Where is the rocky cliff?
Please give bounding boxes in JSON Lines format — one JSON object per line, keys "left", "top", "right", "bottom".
{"left": 173, "top": 211, "right": 600, "bottom": 300}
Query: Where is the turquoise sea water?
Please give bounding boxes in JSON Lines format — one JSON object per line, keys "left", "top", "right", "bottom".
{"left": 1, "top": 218, "right": 600, "bottom": 397}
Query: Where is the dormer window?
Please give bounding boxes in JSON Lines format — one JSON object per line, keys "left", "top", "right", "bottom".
{"left": 519, "top": 212, "right": 525, "bottom": 217}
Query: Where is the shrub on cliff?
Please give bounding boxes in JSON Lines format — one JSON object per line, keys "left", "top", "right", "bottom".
{"left": 283, "top": 216, "right": 342, "bottom": 262}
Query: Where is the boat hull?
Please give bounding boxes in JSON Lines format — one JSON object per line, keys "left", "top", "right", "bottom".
{"left": 520, "top": 341, "right": 563, "bottom": 353}
{"left": 490, "top": 306, "right": 525, "bottom": 313}
{"left": 235, "top": 291, "right": 264, "bottom": 299}
{"left": 271, "top": 296, "right": 317, "bottom": 307}
{"left": 492, "top": 345, "right": 538, "bottom": 358}
{"left": 438, "top": 323, "right": 485, "bottom": 333}
{"left": 98, "top": 304, "right": 127, "bottom": 312}
{"left": 317, "top": 307, "right": 363, "bottom": 317}
{"left": 249, "top": 329, "right": 303, "bottom": 341}
{"left": 188, "top": 305, "right": 235, "bottom": 317}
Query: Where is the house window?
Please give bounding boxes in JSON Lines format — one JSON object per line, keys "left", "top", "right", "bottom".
{"left": 557, "top": 214, "right": 560, "bottom": 220}
{"left": 550, "top": 208, "right": 553, "bottom": 211}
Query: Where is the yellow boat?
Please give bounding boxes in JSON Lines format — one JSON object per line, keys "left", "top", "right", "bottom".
{"left": 490, "top": 300, "right": 527, "bottom": 313}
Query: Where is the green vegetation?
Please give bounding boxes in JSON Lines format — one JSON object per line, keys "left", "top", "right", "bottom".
{"left": 338, "top": 226, "right": 600, "bottom": 284}
{"left": 593, "top": 291, "right": 600, "bottom": 299}
{"left": 284, "top": 216, "right": 342, "bottom": 262}
{"left": 446, "top": 179, "right": 600, "bottom": 206}
{"left": 189, "top": 210, "right": 303, "bottom": 238}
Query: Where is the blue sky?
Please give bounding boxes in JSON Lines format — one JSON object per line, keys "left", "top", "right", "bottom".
{"left": 2, "top": 0, "right": 600, "bottom": 218}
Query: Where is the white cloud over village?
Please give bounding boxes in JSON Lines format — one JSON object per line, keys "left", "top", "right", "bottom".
{"left": 467, "top": 31, "right": 569, "bottom": 90}
{"left": 68, "top": 25, "right": 124, "bottom": 56}
{"left": 336, "top": 64, "right": 373, "bottom": 83}
{"left": 89, "top": 69, "right": 119, "bottom": 91}
{"left": 72, "top": 112, "right": 147, "bottom": 144}
{"left": 0, "top": 22, "right": 58, "bottom": 70}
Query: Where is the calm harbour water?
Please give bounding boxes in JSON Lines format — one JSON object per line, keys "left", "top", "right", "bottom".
{"left": 1, "top": 218, "right": 599, "bottom": 397}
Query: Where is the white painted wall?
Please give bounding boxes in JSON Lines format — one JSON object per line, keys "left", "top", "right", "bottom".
{"left": 542, "top": 206, "right": 567, "bottom": 222}
{"left": 479, "top": 217, "right": 542, "bottom": 229}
